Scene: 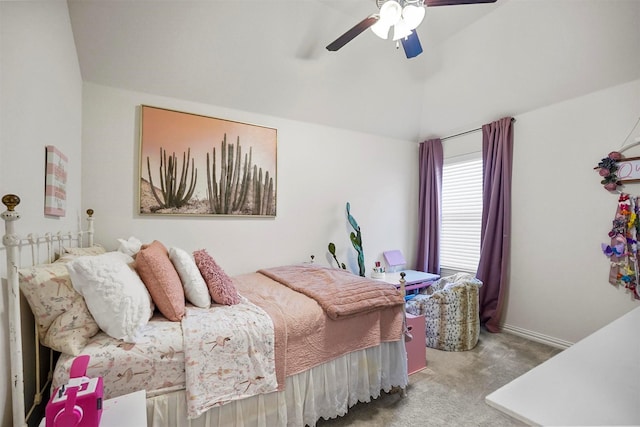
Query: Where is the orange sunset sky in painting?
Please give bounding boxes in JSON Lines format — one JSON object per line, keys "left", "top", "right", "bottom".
{"left": 140, "top": 105, "right": 277, "bottom": 200}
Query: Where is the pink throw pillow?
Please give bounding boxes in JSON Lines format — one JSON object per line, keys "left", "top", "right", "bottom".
{"left": 193, "top": 249, "right": 240, "bottom": 305}
{"left": 135, "top": 240, "right": 185, "bottom": 321}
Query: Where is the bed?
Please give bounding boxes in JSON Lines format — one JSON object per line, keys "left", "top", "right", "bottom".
{"left": 1, "top": 194, "right": 409, "bottom": 427}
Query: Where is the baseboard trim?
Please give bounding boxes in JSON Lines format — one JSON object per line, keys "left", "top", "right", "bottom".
{"left": 501, "top": 323, "right": 573, "bottom": 350}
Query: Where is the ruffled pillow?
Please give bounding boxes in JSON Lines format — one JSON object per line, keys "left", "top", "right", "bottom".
{"left": 67, "top": 251, "right": 153, "bottom": 342}
{"left": 193, "top": 249, "right": 240, "bottom": 305}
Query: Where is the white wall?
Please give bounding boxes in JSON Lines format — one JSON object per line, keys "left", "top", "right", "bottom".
{"left": 80, "top": 83, "right": 419, "bottom": 277}
{"left": 0, "top": 1, "right": 83, "bottom": 425}
{"left": 419, "top": 0, "right": 640, "bottom": 137}
{"left": 505, "top": 79, "right": 640, "bottom": 345}
{"left": 437, "top": 80, "right": 640, "bottom": 346}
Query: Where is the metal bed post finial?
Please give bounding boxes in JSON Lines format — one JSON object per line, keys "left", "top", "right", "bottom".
{"left": 2, "top": 194, "right": 28, "bottom": 427}
{"left": 2, "top": 193, "right": 20, "bottom": 212}
{"left": 86, "top": 209, "right": 94, "bottom": 247}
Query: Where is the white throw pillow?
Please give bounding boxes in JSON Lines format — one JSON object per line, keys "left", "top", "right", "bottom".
{"left": 169, "top": 247, "right": 211, "bottom": 308}
{"left": 67, "top": 251, "right": 153, "bottom": 342}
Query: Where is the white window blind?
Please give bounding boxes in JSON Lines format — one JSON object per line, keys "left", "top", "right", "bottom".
{"left": 440, "top": 156, "right": 483, "bottom": 273}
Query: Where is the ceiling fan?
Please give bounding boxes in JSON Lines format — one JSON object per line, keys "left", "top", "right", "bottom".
{"left": 326, "top": 0, "right": 498, "bottom": 59}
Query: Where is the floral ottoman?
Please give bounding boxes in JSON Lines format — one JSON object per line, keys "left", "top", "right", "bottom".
{"left": 405, "top": 273, "right": 482, "bottom": 351}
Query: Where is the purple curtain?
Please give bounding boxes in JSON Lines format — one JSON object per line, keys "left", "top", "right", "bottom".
{"left": 416, "top": 139, "right": 443, "bottom": 274}
{"left": 477, "top": 117, "right": 513, "bottom": 333}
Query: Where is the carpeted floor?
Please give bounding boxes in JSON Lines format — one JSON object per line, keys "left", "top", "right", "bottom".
{"left": 317, "top": 328, "right": 562, "bottom": 427}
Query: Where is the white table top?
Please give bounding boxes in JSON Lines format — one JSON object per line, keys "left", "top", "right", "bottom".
{"left": 374, "top": 270, "right": 440, "bottom": 286}
{"left": 485, "top": 307, "right": 640, "bottom": 426}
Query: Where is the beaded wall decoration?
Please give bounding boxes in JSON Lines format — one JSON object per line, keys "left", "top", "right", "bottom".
{"left": 602, "top": 193, "right": 640, "bottom": 300}
{"left": 595, "top": 117, "right": 640, "bottom": 300}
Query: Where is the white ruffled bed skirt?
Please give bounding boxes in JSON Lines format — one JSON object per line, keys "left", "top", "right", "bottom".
{"left": 147, "top": 341, "right": 408, "bottom": 427}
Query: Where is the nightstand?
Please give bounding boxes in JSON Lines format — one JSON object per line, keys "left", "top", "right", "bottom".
{"left": 40, "top": 389, "right": 146, "bottom": 427}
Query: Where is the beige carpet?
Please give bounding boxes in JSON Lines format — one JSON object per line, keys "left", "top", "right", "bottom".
{"left": 317, "top": 328, "right": 562, "bottom": 427}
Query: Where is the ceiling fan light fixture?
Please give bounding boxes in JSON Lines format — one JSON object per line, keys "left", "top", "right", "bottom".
{"left": 379, "top": 1, "right": 403, "bottom": 25}
{"left": 371, "top": 20, "right": 392, "bottom": 39}
{"left": 327, "top": 0, "right": 496, "bottom": 57}
{"left": 401, "top": 4, "right": 425, "bottom": 30}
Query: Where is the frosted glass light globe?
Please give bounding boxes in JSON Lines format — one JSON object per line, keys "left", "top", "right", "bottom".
{"left": 371, "top": 20, "right": 392, "bottom": 39}
{"left": 402, "top": 4, "right": 425, "bottom": 30}
{"left": 379, "top": 1, "right": 403, "bottom": 25}
{"left": 392, "top": 20, "right": 413, "bottom": 41}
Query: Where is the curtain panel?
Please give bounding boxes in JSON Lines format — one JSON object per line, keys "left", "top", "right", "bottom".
{"left": 477, "top": 117, "right": 514, "bottom": 333}
{"left": 416, "top": 139, "right": 443, "bottom": 274}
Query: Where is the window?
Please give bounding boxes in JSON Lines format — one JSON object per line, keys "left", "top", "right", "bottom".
{"left": 440, "top": 155, "right": 483, "bottom": 273}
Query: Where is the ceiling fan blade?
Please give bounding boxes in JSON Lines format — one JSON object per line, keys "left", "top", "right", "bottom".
{"left": 326, "top": 15, "right": 379, "bottom": 51}
{"left": 401, "top": 31, "right": 423, "bottom": 59}
{"left": 424, "top": 0, "right": 497, "bottom": 6}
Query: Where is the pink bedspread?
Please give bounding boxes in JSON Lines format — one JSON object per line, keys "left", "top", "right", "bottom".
{"left": 235, "top": 267, "right": 404, "bottom": 386}
{"left": 258, "top": 264, "right": 405, "bottom": 320}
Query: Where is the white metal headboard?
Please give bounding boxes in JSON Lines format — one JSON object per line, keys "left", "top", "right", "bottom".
{"left": 2, "top": 194, "right": 95, "bottom": 427}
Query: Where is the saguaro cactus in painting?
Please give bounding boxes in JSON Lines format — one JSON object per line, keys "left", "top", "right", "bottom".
{"left": 206, "top": 134, "right": 252, "bottom": 214}
{"left": 147, "top": 147, "right": 197, "bottom": 210}
{"left": 206, "top": 134, "right": 276, "bottom": 216}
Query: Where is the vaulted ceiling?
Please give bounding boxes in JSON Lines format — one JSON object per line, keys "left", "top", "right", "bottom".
{"left": 67, "top": 0, "right": 640, "bottom": 141}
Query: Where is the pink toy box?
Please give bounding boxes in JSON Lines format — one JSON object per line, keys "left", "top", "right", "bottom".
{"left": 406, "top": 313, "right": 427, "bottom": 375}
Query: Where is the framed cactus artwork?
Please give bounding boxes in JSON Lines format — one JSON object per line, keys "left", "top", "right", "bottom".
{"left": 138, "top": 105, "right": 277, "bottom": 216}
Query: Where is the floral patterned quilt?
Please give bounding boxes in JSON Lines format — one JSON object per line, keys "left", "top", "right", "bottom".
{"left": 182, "top": 296, "right": 277, "bottom": 419}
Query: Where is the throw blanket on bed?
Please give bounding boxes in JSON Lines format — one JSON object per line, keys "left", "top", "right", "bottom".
{"left": 258, "top": 264, "right": 404, "bottom": 320}
{"left": 181, "top": 296, "right": 277, "bottom": 419}
{"left": 236, "top": 271, "right": 405, "bottom": 382}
